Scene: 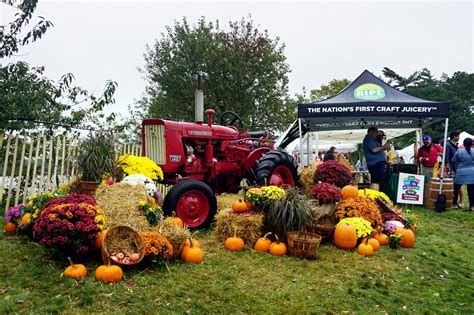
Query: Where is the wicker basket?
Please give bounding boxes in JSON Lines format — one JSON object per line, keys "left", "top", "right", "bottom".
{"left": 169, "top": 239, "right": 186, "bottom": 260}
{"left": 306, "top": 223, "right": 335, "bottom": 243}
{"left": 286, "top": 231, "right": 322, "bottom": 259}
{"left": 101, "top": 225, "right": 146, "bottom": 267}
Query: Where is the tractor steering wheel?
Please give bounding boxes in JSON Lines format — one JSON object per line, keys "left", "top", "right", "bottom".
{"left": 220, "top": 111, "right": 244, "bottom": 129}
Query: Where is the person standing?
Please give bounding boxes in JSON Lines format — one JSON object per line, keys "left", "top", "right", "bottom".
{"left": 323, "top": 146, "right": 336, "bottom": 162}
{"left": 363, "top": 126, "right": 390, "bottom": 191}
{"left": 416, "top": 135, "right": 443, "bottom": 179}
{"left": 452, "top": 138, "right": 474, "bottom": 211}
{"left": 445, "top": 130, "right": 464, "bottom": 207}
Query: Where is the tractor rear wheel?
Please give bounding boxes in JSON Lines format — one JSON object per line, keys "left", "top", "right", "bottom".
{"left": 249, "top": 150, "right": 298, "bottom": 187}
{"left": 162, "top": 180, "right": 217, "bottom": 229}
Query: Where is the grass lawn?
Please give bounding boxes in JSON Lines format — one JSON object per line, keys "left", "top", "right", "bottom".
{"left": 0, "top": 206, "right": 473, "bottom": 314}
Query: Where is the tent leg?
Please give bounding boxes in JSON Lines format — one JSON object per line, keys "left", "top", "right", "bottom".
{"left": 440, "top": 118, "right": 449, "bottom": 179}
{"left": 298, "top": 118, "right": 303, "bottom": 169}
{"left": 306, "top": 132, "right": 313, "bottom": 166}
{"left": 315, "top": 132, "right": 320, "bottom": 162}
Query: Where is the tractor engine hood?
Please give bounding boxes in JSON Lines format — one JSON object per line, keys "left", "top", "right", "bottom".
{"left": 143, "top": 119, "right": 240, "bottom": 140}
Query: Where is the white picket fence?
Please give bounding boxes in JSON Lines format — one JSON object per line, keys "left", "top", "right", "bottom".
{"left": 0, "top": 132, "right": 169, "bottom": 212}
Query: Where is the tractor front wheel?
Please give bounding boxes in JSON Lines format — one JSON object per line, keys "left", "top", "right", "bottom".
{"left": 162, "top": 180, "right": 217, "bottom": 229}
{"left": 250, "top": 150, "right": 298, "bottom": 187}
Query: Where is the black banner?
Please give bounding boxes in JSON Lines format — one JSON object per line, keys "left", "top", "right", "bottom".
{"left": 298, "top": 103, "right": 449, "bottom": 119}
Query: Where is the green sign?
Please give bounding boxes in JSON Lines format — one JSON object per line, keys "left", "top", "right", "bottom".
{"left": 354, "top": 83, "right": 386, "bottom": 100}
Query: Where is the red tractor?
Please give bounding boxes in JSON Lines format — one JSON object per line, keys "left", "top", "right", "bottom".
{"left": 142, "top": 109, "right": 298, "bottom": 229}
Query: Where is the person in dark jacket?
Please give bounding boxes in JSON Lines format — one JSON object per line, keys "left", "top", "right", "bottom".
{"left": 323, "top": 146, "right": 336, "bottom": 161}
{"left": 445, "top": 130, "right": 460, "bottom": 171}
{"left": 445, "top": 130, "right": 464, "bottom": 207}
{"left": 452, "top": 138, "right": 474, "bottom": 211}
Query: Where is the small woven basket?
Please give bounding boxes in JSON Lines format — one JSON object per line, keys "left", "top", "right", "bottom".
{"left": 169, "top": 239, "right": 186, "bottom": 260}
{"left": 286, "top": 231, "right": 322, "bottom": 259}
{"left": 101, "top": 226, "right": 146, "bottom": 267}
{"left": 306, "top": 223, "right": 335, "bottom": 243}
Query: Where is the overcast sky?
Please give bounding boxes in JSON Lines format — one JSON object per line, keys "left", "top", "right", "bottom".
{"left": 2, "top": 0, "right": 473, "bottom": 117}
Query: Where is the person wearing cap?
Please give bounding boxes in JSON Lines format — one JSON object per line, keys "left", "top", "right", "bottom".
{"left": 445, "top": 130, "right": 464, "bottom": 207}
{"left": 416, "top": 135, "right": 443, "bottom": 179}
{"left": 323, "top": 146, "right": 336, "bottom": 162}
{"left": 363, "top": 126, "right": 390, "bottom": 191}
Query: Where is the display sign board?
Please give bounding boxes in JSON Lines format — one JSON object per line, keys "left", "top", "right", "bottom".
{"left": 396, "top": 173, "right": 424, "bottom": 205}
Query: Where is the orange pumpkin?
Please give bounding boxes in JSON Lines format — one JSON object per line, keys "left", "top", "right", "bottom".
{"left": 225, "top": 228, "right": 245, "bottom": 251}
{"left": 232, "top": 199, "right": 248, "bottom": 213}
{"left": 341, "top": 185, "right": 359, "bottom": 200}
{"left": 182, "top": 239, "right": 204, "bottom": 264}
{"left": 375, "top": 232, "right": 389, "bottom": 246}
{"left": 5, "top": 222, "right": 17, "bottom": 234}
{"left": 95, "top": 263, "right": 123, "bottom": 283}
{"left": 181, "top": 238, "right": 202, "bottom": 259}
{"left": 334, "top": 223, "right": 358, "bottom": 249}
{"left": 394, "top": 227, "right": 415, "bottom": 248}
{"left": 167, "top": 215, "right": 184, "bottom": 228}
{"left": 358, "top": 241, "right": 374, "bottom": 256}
{"left": 21, "top": 213, "right": 31, "bottom": 225}
{"left": 95, "top": 230, "right": 107, "bottom": 249}
{"left": 269, "top": 234, "right": 287, "bottom": 256}
{"left": 361, "top": 237, "right": 380, "bottom": 251}
{"left": 254, "top": 232, "right": 272, "bottom": 252}
{"left": 64, "top": 257, "right": 88, "bottom": 279}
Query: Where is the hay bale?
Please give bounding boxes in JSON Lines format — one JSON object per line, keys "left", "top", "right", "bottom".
{"left": 95, "top": 183, "right": 159, "bottom": 232}
{"left": 157, "top": 219, "right": 191, "bottom": 259}
{"left": 299, "top": 166, "right": 315, "bottom": 197}
{"left": 216, "top": 193, "right": 243, "bottom": 211}
{"left": 213, "top": 209, "right": 264, "bottom": 247}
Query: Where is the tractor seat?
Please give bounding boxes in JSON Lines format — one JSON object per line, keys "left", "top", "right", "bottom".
{"left": 247, "top": 131, "right": 268, "bottom": 138}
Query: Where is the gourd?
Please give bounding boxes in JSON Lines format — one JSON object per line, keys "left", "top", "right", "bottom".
{"left": 341, "top": 185, "right": 358, "bottom": 200}
{"left": 225, "top": 229, "right": 245, "bottom": 251}
{"left": 334, "top": 223, "right": 358, "bottom": 249}
{"left": 361, "top": 237, "right": 380, "bottom": 251}
{"left": 167, "top": 214, "right": 184, "bottom": 228}
{"left": 182, "top": 239, "right": 204, "bottom": 264}
{"left": 181, "top": 238, "right": 202, "bottom": 259}
{"left": 394, "top": 227, "right": 415, "bottom": 248}
{"left": 254, "top": 232, "right": 272, "bottom": 252}
{"left": 232, "top": 199, "right": 248, "bottom": 213}
{"left": 64, "top": 257, "right": 88, "bottom": 279}
{"left": 5, "top": 222, "right": 17, "bottom": 234}
{"left": 95, "top": 230, "right": 107, "bottom": 249}
{"left": 357, "top": 239, "right": 374, "bottom": 256}
{"left": 95, "top": 262, "right": 123, "bottom": 283}
{"left": 269, "top": 234, "right": 287, "bottom": 256}
{"left": 375, "top": 232, "right": 389, "bottom": 246}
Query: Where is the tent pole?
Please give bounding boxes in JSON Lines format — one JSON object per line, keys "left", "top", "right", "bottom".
{"left": 308, "top": 132, "right": 313, "bottom": 164}
{"left": 315, "top": 132, "right": 320, "bottom": 162}
{"left": 306, "top": 131, "right": 313, "bottom": 166}
{"left": 440, "top": 118, "right": 449, "bottom": 178}
{"left": 298, "top": 118, "right": 303, "bottom": 168}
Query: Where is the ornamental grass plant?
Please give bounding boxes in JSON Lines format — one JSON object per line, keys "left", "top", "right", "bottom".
{"left": 264, "top": 187, "right": 313, "bottom": 241}
{"left": 76, "top": 132, "right": 119, "bottom": 181}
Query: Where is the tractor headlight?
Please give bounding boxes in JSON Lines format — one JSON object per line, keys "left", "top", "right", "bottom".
{"left": 187, "top": 154, "right": 195, "bottom": 164}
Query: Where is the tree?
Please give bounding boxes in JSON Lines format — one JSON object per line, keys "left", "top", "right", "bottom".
{"left": 308, "top": 78, "right": 350, "bottom": 102}
{"left": 383, "top": 67, "right": 474, "bottom": 146}
{"left": 140, "top": 17, "right": 293, "bottom": 133}
{"left": 0, "top": 0, "right": 53, "bottom": 58}
{"left": 0, "top": 61, "right": 118, "bottom": 132}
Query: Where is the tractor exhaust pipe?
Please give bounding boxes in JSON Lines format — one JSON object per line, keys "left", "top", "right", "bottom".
{"left": 195, "top": 73, "right": 204, "bottom": 123}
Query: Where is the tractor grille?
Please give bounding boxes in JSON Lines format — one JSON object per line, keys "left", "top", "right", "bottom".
{"left": 144, "top": 124, "right": 166, "bottom": 165}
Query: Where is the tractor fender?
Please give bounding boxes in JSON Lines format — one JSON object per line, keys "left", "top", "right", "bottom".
{"left": 243, "top": 147, "right": 271, "bottom": 173}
